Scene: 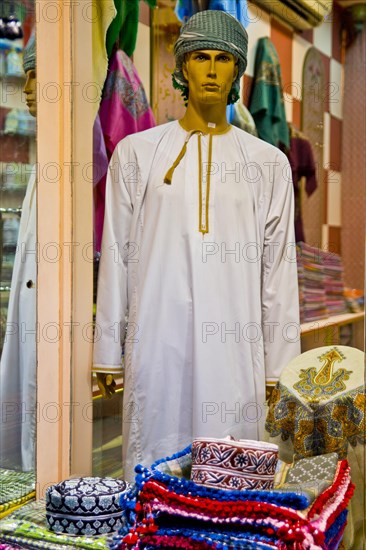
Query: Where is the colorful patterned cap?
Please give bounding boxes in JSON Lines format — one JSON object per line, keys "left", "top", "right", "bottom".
{"left": 23, "top": 31, "right": 36, "bottom": 73}
{"left": 173, "top": 10, "right": 248, "bottom": 103}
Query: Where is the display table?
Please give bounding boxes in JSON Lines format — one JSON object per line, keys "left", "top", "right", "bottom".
{"left": 265, "top": 345, "right": 365, "bottom": 550}
{"left": 266, "top": 345, "right": 365, "bottom": 460}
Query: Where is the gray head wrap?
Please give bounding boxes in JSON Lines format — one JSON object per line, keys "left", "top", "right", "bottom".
{"left": 23, "top": 31, "right": 36, "bottom": 73}
{"left": 173, "top": 10, "right": 248, "bottom": 104}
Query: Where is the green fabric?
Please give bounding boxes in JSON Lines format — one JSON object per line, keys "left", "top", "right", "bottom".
{"left": 0, "top": 519, "right": 110, "bottom": 549}
{"left": 249, "top": 37, "right": 289, "bottom": 149}
{"left": 0, "top": 500, "right": 111, "bottom": 549}
{"left": 0, "top": 493, "right": 35, "bottom": 517}
{"left": 6, "top": 499, "right": 51, "bottom": 527}
{"left": 276, "top": 452, "right": 339, "bottom": 504}
{"left": 0, "top": 469, "right": 35, "bottom": 506}
{"left": 106, "top": 0, "right": 156, "bottom": 58}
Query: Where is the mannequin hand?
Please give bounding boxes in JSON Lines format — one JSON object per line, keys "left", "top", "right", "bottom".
{"left": 96, "top": 373, "right": 116, "bottom": 399}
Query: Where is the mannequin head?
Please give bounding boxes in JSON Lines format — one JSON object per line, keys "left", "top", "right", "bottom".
{"left": 22, "top": 32, "right": 36, "bottom": 117}
{"left": 173, "top": 10, "right": 248, "bottom": 105}
{"left": 182, "top": 49, "right": 238, "bottom": 107}
{"left": 24, "top": 69, "right": 37, "bottom": 117}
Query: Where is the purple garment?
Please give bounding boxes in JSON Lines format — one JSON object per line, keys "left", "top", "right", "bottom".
{"left": 94, "top": 50, "right": 155, "bottom": 252}
{"left": 93, "top": 113, "right": 109, "bottom": 187}
{"left": 287, "top": 134, "right": 317, "bottom": 243}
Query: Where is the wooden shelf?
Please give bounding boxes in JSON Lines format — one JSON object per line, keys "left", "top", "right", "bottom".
{"left": 301, "top": 311, "right": 364, "bottom": 352}
{"left": 301, "top": 312, "right": 365, "bottom": 334}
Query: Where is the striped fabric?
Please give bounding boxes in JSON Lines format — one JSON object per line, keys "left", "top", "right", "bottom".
{"left": 113, "top": 445, "right": 354, "bottom": 550}
{"left": 0, "top": 499, "right": 112, "bottom": 550}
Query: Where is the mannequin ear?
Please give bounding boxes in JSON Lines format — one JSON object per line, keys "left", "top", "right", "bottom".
{"left": 182, "top": 61, "right": 189, "bottom": 81}
{"left": 233, "top": 63, "right": 239, "bottom": 82}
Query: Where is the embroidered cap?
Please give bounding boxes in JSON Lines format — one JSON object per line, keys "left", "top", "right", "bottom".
{"left": 46, "top": 476, "right": 130, "bottom": 536}
{"left": 173, "top": 10, "right": 248, "bottom": 104}
{"left": 191, "top": 436, "right": 279, "bottom": 491}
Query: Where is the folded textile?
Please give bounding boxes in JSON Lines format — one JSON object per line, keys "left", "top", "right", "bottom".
{"left": 0, "top": 499, "right": 112, "bottom": 549}
{"left": 0, "top": 492, "right": 35, "bottom": 519}
{"left": 5, "top": 500, "right": 49, "bottom": 526}
{"left": 0, "top": 469, "right": 35, "bottom": 507}
{"left": 140, "top": 528, "right": 278, "bottom": 548}
{"left": 112, "top": 445, "right": 354, "bottom": 550}
{"left": 0, "top": 520, "right": 109, "bottom": 549}
{"left": 0, "top": 533, "right": 71, "bottom": 550}
{"left": 275, "top": 453, "right": 339, "bottom": 504}
{"left": 296, "top": 243, "right": 347, "bottom": 321}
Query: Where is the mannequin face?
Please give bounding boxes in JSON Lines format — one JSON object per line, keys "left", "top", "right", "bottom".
{"left": 183, "top": 49, "right": 238, "bottom": 105}
{"left": 23, "top": 69, "right": 37, "bottom": 117}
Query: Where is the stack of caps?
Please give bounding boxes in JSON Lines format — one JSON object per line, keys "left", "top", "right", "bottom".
{"left": 318, "top": 249, "right": 347, "bottom": 315}
{"left": 113, "top": 444, "right": 354, "bottom": 550}
{"left": 297, "top": 242, "right": 328, "bottom": 322}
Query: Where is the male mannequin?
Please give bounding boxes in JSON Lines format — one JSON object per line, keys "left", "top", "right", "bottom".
{"left": 93, "top": 11, "right": 300, "bottom": 482}
{"left": 0, "top": 33, "right": 37, "bottom": 471}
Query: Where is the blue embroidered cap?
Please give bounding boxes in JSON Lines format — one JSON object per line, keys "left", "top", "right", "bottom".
{"left": 46, "top": 477, "right": 130, "bottom": 536}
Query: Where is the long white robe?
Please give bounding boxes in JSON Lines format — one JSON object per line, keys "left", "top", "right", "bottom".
{"left": 93, "top": 121, "right": 300, "bottom": 481}
{"left": 0, "top": 169, "right": 37, "bottom": 472}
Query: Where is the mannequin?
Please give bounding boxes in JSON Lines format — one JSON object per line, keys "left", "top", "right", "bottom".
{"left": 24, "top": 68, "right": 37, "bottom": 117}
{"left": 93, "top": 11, "right": 300, "bottom": 481}
{"left": 0, "top": 33, "right": 37, "bottom": 472}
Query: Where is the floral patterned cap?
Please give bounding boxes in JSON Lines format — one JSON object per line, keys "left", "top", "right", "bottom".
{"left": 46, "top": 476, "right": 130, "bottom": 536}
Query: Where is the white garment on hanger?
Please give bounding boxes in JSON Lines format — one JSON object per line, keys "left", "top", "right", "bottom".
{"left": 0, "top": 167, "right": 37, "bottom": 472}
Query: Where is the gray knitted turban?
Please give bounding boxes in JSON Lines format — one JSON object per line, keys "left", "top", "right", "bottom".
{"left": 172, "top": 10, "right": 248, "bottom": 104}
{"left": 23, "top": 31, "right": 36, "bottom": 72}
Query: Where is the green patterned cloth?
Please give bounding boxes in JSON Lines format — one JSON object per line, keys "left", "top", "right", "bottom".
{"left": 274, "top": 452, "right": 339, "bottom": 505}
{"left": 6, "top": 500, "right": 51, "bottom": 527}
{"left": 249, "top": 37, "right": 289, "bottom": 149}
{"left": 0, "top": 469, "right": 35, "bottom": 513}
{"left": 0, "top": 500, "right": 111, "bottom": 549}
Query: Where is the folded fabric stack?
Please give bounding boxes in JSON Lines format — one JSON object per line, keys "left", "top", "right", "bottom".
{"left": 0, "top": 499, "right": 112, "bottom": 549}
{"left": 318, "top": 249, "right": 347, "bottom": 315}
{"left": 0, "top": 468, "right": 35, "bottom": 519}
{"left": 111, "top": 446, "right": 354, "bottom": 550}
{"left": 297, "top": 242, "right": 328, "bottom": 322}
